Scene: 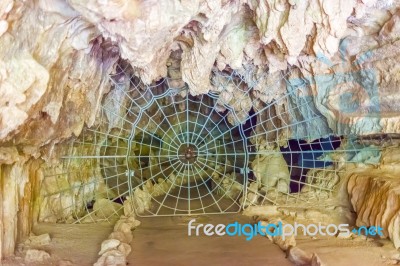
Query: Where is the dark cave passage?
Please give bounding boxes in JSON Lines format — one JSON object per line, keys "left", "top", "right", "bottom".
{"left": 280, "top": 136, "right": 342, "bottom": 193}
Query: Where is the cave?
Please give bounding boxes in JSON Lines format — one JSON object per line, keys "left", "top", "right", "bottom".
{"left": 1, "top": 1, "right": 400, "bottom": 265}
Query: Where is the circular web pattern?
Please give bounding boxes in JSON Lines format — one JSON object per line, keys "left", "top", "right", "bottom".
{"left": 93, "top": 72, "right": 249, "bottom": 216}
{"left": 54, "top": 60, "right": 384, "bottom": 222}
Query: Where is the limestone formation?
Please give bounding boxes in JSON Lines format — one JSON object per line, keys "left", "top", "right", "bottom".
{"left": 98, "top": 239, "right": 121, "bottom": 256}
{"left": 259, "top": 219, "right": 297, "bottom": 251}
{"left": 93, "top": 199, "right": 124, "bottom": 219}
{"left": 252, "top": 152, "right": 290, "bottom": 193}
{"left": 240, "top": 182, "right": 260, "bottom": 207}
{"left": 286, "top": 246, "right": 325, "bottom": 266}
{"left": 94, "top": 214, "right": 140, "bottom": 266}
{"left": 348, "top": 173, "right": 400, "bottom": 249}
{"left": 215, "top": 173, "right": 243, "bottom": 199}
{"left": 0, "top": 0, "right": 400, "bottom": 263}
{"left": 346, "top": 147, "right": 400, "bottom": 249}
{"left": 24, "top": 233, "right": 51, "bottom": 247}
{"left": 24, "top": 249, "right": 51, "bottom": 263}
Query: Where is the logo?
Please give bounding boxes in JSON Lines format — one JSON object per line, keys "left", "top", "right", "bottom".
{"left": 188, "top": 219, "right": 383, "bottom": 241}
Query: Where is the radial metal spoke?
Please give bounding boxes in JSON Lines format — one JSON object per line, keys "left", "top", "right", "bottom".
{"left": 59, "top": 63, "right": 377, "bottom": 221}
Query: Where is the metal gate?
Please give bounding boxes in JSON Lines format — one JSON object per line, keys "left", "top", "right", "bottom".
{"left": 54, "top": 60, "right": 382, "bottom": 221}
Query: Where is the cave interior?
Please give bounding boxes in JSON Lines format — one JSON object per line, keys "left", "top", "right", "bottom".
{"left": 1, "top": 1, "right": 400, "bottom": 265}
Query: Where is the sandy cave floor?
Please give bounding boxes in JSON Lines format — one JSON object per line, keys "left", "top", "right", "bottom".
{"left": 2, "top": 214, "right": 400, "bottom": 266}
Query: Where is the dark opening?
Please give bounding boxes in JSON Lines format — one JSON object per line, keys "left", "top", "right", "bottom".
{"left": 280, "top": 136, "right": 342, "bottom": 193}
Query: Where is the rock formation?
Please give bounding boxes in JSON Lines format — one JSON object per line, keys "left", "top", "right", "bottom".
{"left": 1, "top": 0, "right": 400, "bottom": 261}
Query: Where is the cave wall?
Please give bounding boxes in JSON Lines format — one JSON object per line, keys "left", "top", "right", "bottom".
{"left": 0, "top": 160, "right": 42, "bottom": 258}
{"left": 0, "top": 1, "right": 119, "bottom": 150}
{"left": 0, "top": 1, "right": 118, "bottom": 259}
{"left": 1, "top": 0, "right": 400, "bottom": 259}
{"left": 346, "top": 148, "right": 400, "bottom": 249}
{"left": 2, "top": 0, "right": 400, "bottom": 150}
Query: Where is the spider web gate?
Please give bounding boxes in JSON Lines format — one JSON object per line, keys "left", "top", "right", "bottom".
{"left": 98, "top": 84, "right": 251, "bottom": 216}
{"left": 51, "top": 62, "right": 383, "bottom": 222}
{"left": 61, "top": 68, "right": 254, "bottom": 219}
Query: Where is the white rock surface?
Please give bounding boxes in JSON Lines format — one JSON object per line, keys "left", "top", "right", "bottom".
{"left": 94, "top": 213, "right": 139, "bottom": 266}
{"left": 94, "top": 249, "right": 126, "bottom": 266}
{"left": 24, "top": 249, "right": 51, "bottom": 263}
{"left": 99, "top": 239, "right": 121, "bottom": 256}
{"left": 24, "top": 233, "right": 51, "bottom": 247}
{"left": 252, "top": 152, "right": 290, "bottom": 192}
{"left": 93, "top": 199, "right": 124, "bottom": 219}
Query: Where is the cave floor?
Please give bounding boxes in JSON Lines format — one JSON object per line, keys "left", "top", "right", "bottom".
{"left": 128, "top": 214, "right": 292, "bottom": 266}
{"left": 129, "top": 215, "right": 398, "bottom": 266}
{"left": 3, "top": 214, "right": 399, "bottom": 266}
